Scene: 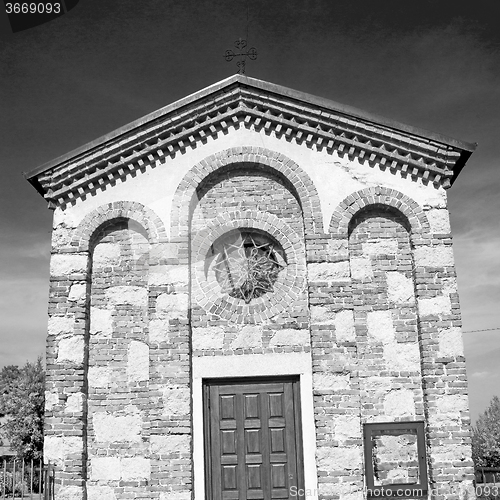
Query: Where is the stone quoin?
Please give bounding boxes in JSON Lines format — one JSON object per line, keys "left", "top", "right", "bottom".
{"left": 26, "top": 75, "right": 477, "bottom": 500}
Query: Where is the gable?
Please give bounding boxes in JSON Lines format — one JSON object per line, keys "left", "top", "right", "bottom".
{"left": 25, "top": 75, "right": 476, "bottom": 211}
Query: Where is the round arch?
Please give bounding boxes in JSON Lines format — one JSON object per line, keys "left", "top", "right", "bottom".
{"left": 328, "top": 187, "right": 430, "bottom": 238}
{"left": 72, "top": 201, "right": 168, "bottom": 251}
{"left": 170, "top": 146, "right": 324, "bottom": 239}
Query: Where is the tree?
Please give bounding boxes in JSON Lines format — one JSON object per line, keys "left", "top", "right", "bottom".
{"left": 0, "top": 365, "right": 21, "bottom": 416}
{"left": 0, "top": 358, "right": 45, "bottom": 459}
{"left": 472, "top": 395, "right": 500, "bottom": 468}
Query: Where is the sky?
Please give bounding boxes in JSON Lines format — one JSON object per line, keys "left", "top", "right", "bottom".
{"left": 0, "top": 0, "right": 499, "bottom": 423}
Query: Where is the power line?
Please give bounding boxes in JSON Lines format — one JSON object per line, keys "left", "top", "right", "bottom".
{"left": 462, "top": 327, "right": 500, "bottom": 334}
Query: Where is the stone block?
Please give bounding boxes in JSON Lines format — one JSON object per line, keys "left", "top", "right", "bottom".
{"left": 105, "top": 285, "right": 148, "bottom": 306}
{"left": 150, "top": 242, "right": 179, "bottom": 261}
{"left": 45, "top": 391, "right": 59, "bottom": 411}
{"left": 367, "top": 310, "right": 395, "bottom": 344}
{"left": 68, "top": 283, "right": 86, "bottom": 302}
{"left": 87, "top": 486, "right": 116, "bottom": 500}
{"left": 65, "top": 393, "right": 83, "bottom": 413}
{"left": 43, "top": 436, "right": 63, "bottom": 465}
{"left": 269, "top": 329, "right": 309, "bottom": 347}
{"left": 92, "top": 242, "right": 121, "bottom": 266}
{"left": 386, "top": 271, "right": 415, "bottom": 304}
{"left": 327, "top": 238, "right": 348, "bottom": 257}
{"left": 313, "top": 373, "right": 349, "bottom": 391}
{"left": 335, "top": 310, "right": 355, "bottom": 341}
{"left": 427, "top": 209, "right": 451, "bottom": 234}
{"left": 162, "top": 387, "right": 190, "bottom": 417}
{"left": 442, "top": 277, "right": 458, "bottom": 295}
{"left": 56, "top": 486, "right": 84, "bottom": 500}
{"left": 90, "top": 457, "right": 121, "bottom": 481}
{"left": 192, "top": 326, "right": 225, "bottom": 350}
{"left": 44, "top": 436, "right": 82, "bottom": 466}
{"left": 127, "top": 341, "right": 149, "bottom": 382}
{"left": 350, "top": 257, "right": 373, "bottom": 280}
{"left": 384, "top": 389, "right": 415, "bottom": 418}
{"left": 90, "top": 307, "right": 113, "bottom": 337}
{"left": 414, "top": 246, "right": 454, "bottom": 267}
{"left": 439, "top": 327, "right": 464, "bottom": 357}
{"left": 121, "top": 457, "right": 151, "bottom": 480}
{"left": 50, "top": 254, "right": 87, "bottom": 276}
{"left": 149, "top": 265, "right": 188, "bottom": 286}
{"left": 149, "top": 319, "right": 170, "bottom": 343}
{"left": 384, "top": 342, "right": 420, "bottom": 372}
{"left": 159, "top": 492, "right": 191, "bottom": 500}
{"left": 317, "top": 351, "right": 354, "bottom": 374}
{"left": 316, "top": 446, "right": 361, "bottom": 471}
{"left": 88, "top": 366, "right": 112, "bottom": 388}
{"left": 156, "top": 293, "right": 189, "bottom": 318}
{"left": 52, "top": 208, "right": 79, "bottom": 229}
{"left": 418, "top": 296, "right": 452, "bottom": 316}
{"left": 150, "top": 434, "right": 190, "bottom": 455}
{"left": 231, "top": 325, "right": 263, "bottom": 349}
{"left": 57, "top": 337, "right": 84, "bottom": 364}
{"left": 93, "top": 411, "right": 142, "bottom": 443}
{"left": 308, "top": 262, "right": 350, "bottom": 282}
{"left": 362, "top": 240, "right": 398, "bottom": 256}
{"left": 310, "top": 305, "right": 335, "bottom": 324}
{"left": 326, "top": 482, "right": 363, "bottom": 500}
{"left": 51, "top": 227, "right": 74, "bottom": 248}
{"left": 334, "top": 415, "right": 361, "bottom": 442}
{"left": 436, "top": 394, "right": 468, "bottom": 414}
{"left": 364, "top": 377, "right": 392, "bottom": 397}
{"left": 48, "top": 316, "right": 74, "bottom": 337}
{"left": 429, "top": 443, "right": 471, "bottom": 464}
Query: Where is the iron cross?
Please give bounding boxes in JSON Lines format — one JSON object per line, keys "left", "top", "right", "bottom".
{"left": 224, "top": 38, "right": 257, "bottom": 75}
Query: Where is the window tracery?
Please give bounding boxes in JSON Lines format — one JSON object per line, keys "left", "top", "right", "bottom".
{"left": 212, "top": 231, "right": 286, "bottom": 303}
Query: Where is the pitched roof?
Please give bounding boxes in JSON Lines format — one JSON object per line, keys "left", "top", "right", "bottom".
{"left": 25, "top": 75, "right": 476, "bottom": 209}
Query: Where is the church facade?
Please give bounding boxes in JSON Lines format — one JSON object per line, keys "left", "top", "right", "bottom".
{"left": 26, "top": 76, "right": 476, "bottom": 500}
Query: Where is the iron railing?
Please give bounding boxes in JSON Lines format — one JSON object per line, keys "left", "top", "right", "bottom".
{"left": 475, "top": 467, "right": 500, "bottom": 499}
{"left": 0, "top": 459, "right": 54, "bottom": 499}
{"left": 476, "top": 467, "right": 500, "bottom": 484}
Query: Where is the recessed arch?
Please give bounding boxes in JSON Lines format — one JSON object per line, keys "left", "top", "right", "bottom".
{"left": 72, "top": 201, "right": 168, "bottom": 251}
{"left": 170, "top": 146, "right": 324, "bottom": 239}
{"left": 329, "top": 186, "right": 430, "bottom": 238}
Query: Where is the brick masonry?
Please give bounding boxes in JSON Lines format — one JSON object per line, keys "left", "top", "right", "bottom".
{"left": 39, "top": 93, "right": 475, "bottom": 500}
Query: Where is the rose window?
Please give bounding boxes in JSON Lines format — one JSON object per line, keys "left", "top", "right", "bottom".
{"left": 211, "top": 232, "right": 286, "bottom": 303}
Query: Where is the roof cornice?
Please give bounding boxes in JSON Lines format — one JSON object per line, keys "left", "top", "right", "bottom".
{"left": 25, "top": 75, "right": 477, "bottom": 209}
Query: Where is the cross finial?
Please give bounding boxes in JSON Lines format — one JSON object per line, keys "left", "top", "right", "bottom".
{"left": 223, "top": 38, "right": 257, "bottom": 75}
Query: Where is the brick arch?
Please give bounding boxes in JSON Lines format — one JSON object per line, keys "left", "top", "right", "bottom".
{"left": 170, "top": 146, "right": 324, "bottom": 239}
{"left": 190, "top": 209, "right": 306, "bottom": 323}
{"left": 72, "top": 201, "right": 168, "bottom": 251}
{"left": 329, "top": 187, "right": 430, "bottom": 237}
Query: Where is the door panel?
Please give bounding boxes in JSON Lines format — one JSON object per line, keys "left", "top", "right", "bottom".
{"left": 205, "top": 378, "right": 303, "bottom": 500}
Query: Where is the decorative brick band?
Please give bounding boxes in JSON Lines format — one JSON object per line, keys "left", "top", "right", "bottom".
{"left": 72, "top": 201, "right": 168, "bottom": 251}
{"left": 329, "top": 186, "right": 430, "bottom": 237}
{"left": 31, "top": 83, "right": 469, "bottom": 209}
{"left": 190, "top": 209, "right": 306, "bottom": 323}
{"left": 171, "top": 146, "right": 323, "bottom": 239}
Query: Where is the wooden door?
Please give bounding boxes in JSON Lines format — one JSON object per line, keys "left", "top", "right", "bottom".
{"left": 204, "top": 377, "right": 304, "bottom": 500}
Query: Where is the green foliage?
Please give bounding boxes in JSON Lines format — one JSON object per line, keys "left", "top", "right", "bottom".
{"left": 0, "top": 358, "right": 45, "bottom": 459}
{"left": 0, "top": 365, "right": 21, "bottom": 417}
{"left": 0, "top": 470, "right": 29, "bottom": 496}
{"left": 472, "top": 395, "right": 500, "bottom": 468}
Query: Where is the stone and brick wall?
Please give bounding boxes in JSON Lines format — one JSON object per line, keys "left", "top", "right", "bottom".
{"left": 189, "top": 164, "right": 309, "bottom": 355}
{"left": 42, "top": 141, "right": 474, "bottom": 500}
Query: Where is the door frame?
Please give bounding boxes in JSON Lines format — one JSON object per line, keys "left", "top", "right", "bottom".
{"left": 192, "top": 352, "right": 319, "bottom": 500}
{"left": 203, "top": 376, "right": 305, "bottom": 500}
